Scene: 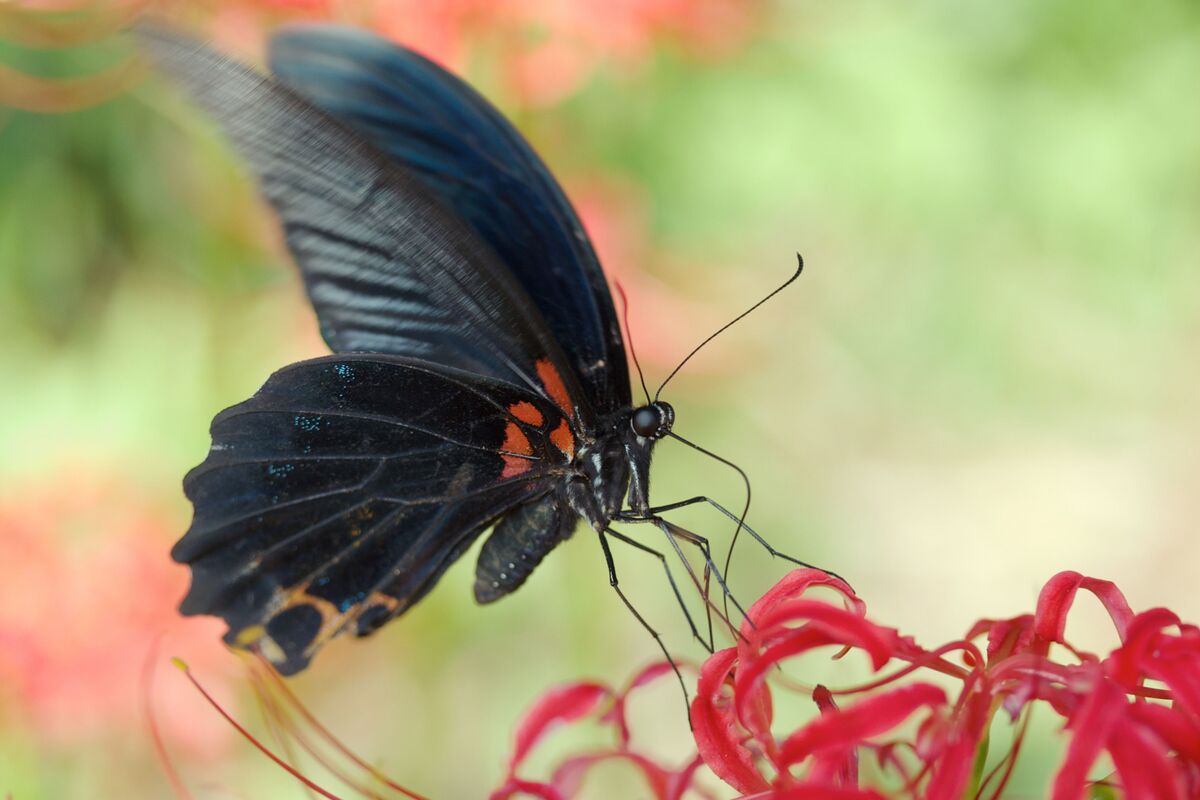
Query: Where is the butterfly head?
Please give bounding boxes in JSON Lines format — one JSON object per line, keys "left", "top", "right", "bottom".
{"left": 630, "top": 401, "right": 675, "bottom": 440}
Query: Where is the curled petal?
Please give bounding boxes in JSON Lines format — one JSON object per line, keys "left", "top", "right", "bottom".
{"left": 975, "top": 614, "right": 1036, "bottom": 662}
{"left": 624, "top": 661, "right": 681, "bottom": 695}
{"left": 1107, "top": 608, "right": 1182, "bottom": 687}
{"left": 778, "top": 683, "right": 947, "bottom": 768}
{"left": 509, "top": 682, "right": 613, "bottom": 771}
{"left": 1035, "top": 572, "right": 1135, "bottom": 647}
{"left": 691, "top": 648, "right": 769, "bottom": 795}
{"left": 549, "top": 751, "right": 674, "bottom": 799}
{"left": 1148, "top": 640, "right": 1200, "bottom": 720}
{"left": 750, "top": 600, "right": 899, "bottom": 669}
{"left": 744, "top": 569, "right": 863, "bottom": 632}
{"left": 606, "top": 661, "right": 688, "bottom": 746}
{"left": 733, "top": 607, "right": 900, "bottom": 729}
{"left": 666, "top": 756, "right": 709, "bottom": 800}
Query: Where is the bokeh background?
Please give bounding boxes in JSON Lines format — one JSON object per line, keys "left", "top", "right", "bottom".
{"left": 3, "top": 0, "right": 1199, "bottom": 797}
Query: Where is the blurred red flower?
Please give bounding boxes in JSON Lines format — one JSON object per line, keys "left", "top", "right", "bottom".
{"left": 366, "top": 0, "right": 760, "bottom": 105}
{"left": 491, "top": 662, "right": 712, "bottom": 800}
{"left": 496, "top": 569, "right": 1200, "bottom": 798}
{"left": 1, "top": 0, "right": 761, "bottom": 111}
{"left": 569, "top": 176, "right": 733, "bottom": 375}
{"left": 0, "top": 468, "right": 233, "bottom": 757}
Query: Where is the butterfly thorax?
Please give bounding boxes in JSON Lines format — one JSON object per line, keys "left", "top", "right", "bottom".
{"left": 565, "top": 430, "right": 630, "bottom": 531}
{"left": 565, "top": 401, "right": 674, "bottom": 530}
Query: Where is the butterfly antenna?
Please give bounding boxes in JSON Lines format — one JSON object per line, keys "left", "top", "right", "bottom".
{"left": 664, "top": 430, "right": 752, "bottom": 624}
{"left": 655, "top": 253, "right": 805, "bottom": 402}
{"left": 615, "top": 279, "right": 652, "bottom": 405}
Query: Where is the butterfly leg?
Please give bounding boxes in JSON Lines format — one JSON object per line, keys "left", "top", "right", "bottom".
{"left": 604, "top": 527, "right": 714, "bottom": 653}
{"left": 615, "top": 512, "right": 745, "bottom": 641}
{"left": 596, "top": 530, "right": 690, "bottom": 713}
{"left": 652, "top": 517, "right": 751, "bottom": 630}
{"left": 631, "top": 496, "right": 848, "bottom": 586}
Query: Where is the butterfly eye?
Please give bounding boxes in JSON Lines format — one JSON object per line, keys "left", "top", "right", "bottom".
{"left": 631, "top": 402, "right": 674, "bottom": 439}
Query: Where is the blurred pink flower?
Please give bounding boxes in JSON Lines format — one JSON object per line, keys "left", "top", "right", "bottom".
{"left": 364, "top": 0, "right": 479, "bottom": 69}
{"left": 0, "top": 467, "right": 233, "bottom": 757}
{"left": 694, "top": 569, "right": 1200, "bottom": 798}
{"left": 4, "top": 0, "right": 761, "bottom": 111}
{"left": 495, "top": 0, "right": 759, "bottom": 105}
{"left": 570, "top": 176, "right": 735, "bottom": 377}
{"left": 160, "top": 0, "right": 760, "bottom": 104}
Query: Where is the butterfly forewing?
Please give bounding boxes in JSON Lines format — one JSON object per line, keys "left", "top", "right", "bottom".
{"left": 267, "top": 25, "right": 630, "bottom": 416}
{"left": 137, "top": 24, "right": 590, "bottom": 419}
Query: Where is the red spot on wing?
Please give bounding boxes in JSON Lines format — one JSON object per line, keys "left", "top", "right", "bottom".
{"left": 501, "top": 422, "right": 533, "bottom": 456}
{"left": 501, "top": 456, "right": 531, "bottom": 479}
{"left": 550, "top": 419, "right": 575, "bottom": 461}
{"left": 509, "top": 400, "right": 544, "bottom": 427}
{"left": 501, "top": 422, "right": 534, "bottom": 478}
{"left": 536, "top": 359, "right": 573, "bottom": 417}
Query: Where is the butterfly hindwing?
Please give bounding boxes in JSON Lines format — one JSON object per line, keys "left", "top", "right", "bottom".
{"left": 176, "top": 355, "right": 575, "bottom": 674}
{"left": 267, "top": 25, "right": 630, "bottom": 415}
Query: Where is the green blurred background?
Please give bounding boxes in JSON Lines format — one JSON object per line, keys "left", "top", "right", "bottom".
{"left": 2, "top": 0, "right": 1199, "bottom": 796}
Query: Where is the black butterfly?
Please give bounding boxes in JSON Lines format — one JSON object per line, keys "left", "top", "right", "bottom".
{"left": 141, "top": 24, "right": 803, "bottom": 677}
{"left": 142, "top": 20, "right": 816, "bottom": 676}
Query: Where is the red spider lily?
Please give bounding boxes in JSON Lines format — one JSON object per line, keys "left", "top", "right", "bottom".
{"left": 689, "top": 568, "right": 1200, "bottom": 799}
{"left": 494, "top": 569, "right": 1200, "bottom": 798}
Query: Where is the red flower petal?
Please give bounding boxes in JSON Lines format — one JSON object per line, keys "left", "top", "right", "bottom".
{"left": 777, "top": 683, "right": 947, "bottom": 767}
{"left": 1107, "top": 608, "right": 1181, "bottom": 687}
{"left": 606, "top": 661, "right": 687, "bottom": 746}
{"left": 924, "top": 687, "right": 993, "bottom": 800}
{"left": 750, "top": 600, "right": 899, "bottom": 669}
{"left": 509, "top": 681, "right": 613, "bottom": 770}
{"left": 1051, "top": 676, "right": 1126, "bottom": 800}
{"left": 973, "top": 614, "right": 1035, "bottom": 662}
{"left": 740, "top": 786, "right": 887, "bottom": 799}
{"left": 549, "top": 751, "right": 674, "bottom": 799}
{"left": 733, "top": 606, "right": 900, "bottom": 729}
{"left": 665, "top": 755, "right": 708, "bottom": 800}
{"left": 1147, "top": 635, "right": 1200, "bottom": 719}
{"left": 1035, "top": 572, "right": 1135, "bottom": 647}
{"left": 1108, "top": 721, "right": 1184, "bottom": 800}
{"left": 744, "top": 569, "right": 863, "bottom": 633}
{"left": 1126, "top": 703, "right": 1200, "bottom": 762}
{"left": 489, "top": 777, "right": 562, "bottom": 800}
{"left": 810, "top": 686, "right": 857, "bottom": 788}
{"left": 691, "top": 648, "right": 770, "bottom": 794}
{"left": 625, "top": 661, "right": 680, "bottom": 694}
